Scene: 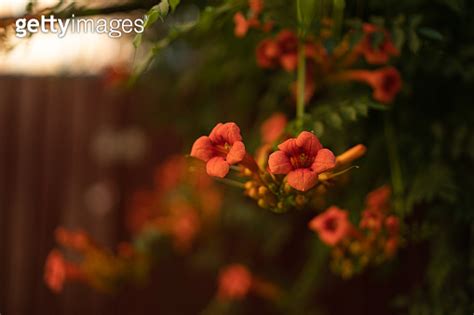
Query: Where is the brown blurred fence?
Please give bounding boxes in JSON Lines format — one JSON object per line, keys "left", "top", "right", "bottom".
{"left": 0, "top": 76, "right": 158, "bottom": 315}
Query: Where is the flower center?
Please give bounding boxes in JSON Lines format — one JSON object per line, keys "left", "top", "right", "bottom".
{"left": 382, "top": 74, "right": 396, "bottom": 92}
{"left": 215, "top": 143, "right": 231, "bottom": 157}
{"left": 290, "top": 152, "right": 312, "bottom": 169}
{"left": 324, "top": 217, "right": 338, "bottom": 232}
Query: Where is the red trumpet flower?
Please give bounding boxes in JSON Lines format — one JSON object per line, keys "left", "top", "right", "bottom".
{"left": 357, "top": 23, "right": 399, "bottom": 64}
{"left": 339, "top": 67, "right": 402, "bottom": 103}
{"left": 309, "top": 206, "right": 352, "bottom": 246}
{"left": 268, "top": 131, "right": 336, "bottom": 191}
{"left": 191, "top": 122, "right": 247, "bottom": 178}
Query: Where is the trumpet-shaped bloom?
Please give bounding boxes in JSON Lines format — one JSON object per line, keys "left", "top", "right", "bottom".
{"left": 233, "top": 12, "right": 250, "bottom": 38}
{"left": 44, "top": 250, "right": 67, "bottom": 293}
{"left": 218, "top": 264, "right": 253, "bottom": 300}
{"left": 260, "top": 112, "right": 287, "bottom": 144}
{"left": 191, "top": 122, "right": 246, "bottom": 178}
{"left": 342, "top": 67, "right": 402, "bottom": 103}
{"left": 357, "top": 23, "right": 399, "bottom": 64}
{"left": 276, "top": 30, "right": 299, "bottom": 71}
{"left": 268, "top": 131, "right": 335, "bottom": 191}
{"left": 309, "top": 206, "right": 352, "bottom": 245}
{"left": 249, "top": 0, "right": 264, "bottom": 15}
{"left": 44, "top": 250, "right": 84, "bottom": 293}
{"left": 366, "top": 185, "right": 391, "bottom": 211}
{"left": 256, "top": 38, "right": 280, "bottom": 68}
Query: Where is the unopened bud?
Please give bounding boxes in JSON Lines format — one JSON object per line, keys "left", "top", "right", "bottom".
{"left": 258, "top": 186, "right": 269, "bottom": 196}
{"left": 248, "top": 187, "right": 259, "bottom": 199}
{"left": 244, "top": 181, "right": 254, "bottom": 190}
{"left": 258, "top": 198, "right": 267, "bottom": 208}
{"left": 243, "top": 168, "right": 253, "bottom": 177}
{"left": 295, "top": 194, "right": 307, "bottom": 207}
{"left": 283, "top": 182, "right": 293, "bottom": 194}
{"left": 349, "top": 242, "right": 361, "bottom": 255}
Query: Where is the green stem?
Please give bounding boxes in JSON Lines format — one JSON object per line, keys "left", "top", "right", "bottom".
{"left": 214, "top": 177, "right": 245, "bottom": 189}
{"left": 332, "top": 0, "right": 345, "bottom": 39}
{"left": 296, "top": 41, "right": 306, "bottom": 130}
{"left": 295, "top": 0, "right": 307, "bottom": 131}
{"left": 384, "top": 114, "right": 405, "bottom": 215}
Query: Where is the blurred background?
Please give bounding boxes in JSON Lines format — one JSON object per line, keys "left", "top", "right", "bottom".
{"left": 0, "top": 0, "right": 473, "bottom": 315}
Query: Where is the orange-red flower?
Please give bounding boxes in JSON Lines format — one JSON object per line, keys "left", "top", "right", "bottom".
{"left": 256, "top": 38, "right": 280, "bottom": 68}
{"left": 44, "top": 250, "right": 84, "bottom": 293}
{"left": 357, "top": 23, "right": 399, "bottom": 64}
{"left": 341, "top": 67, "right": 402, "bottom": 103}
{"left": 268, "top": 131, "right": 335, "bottom": 191}
{"left": 359, "top": 208, "right": 384, "bottom": 232}
{"left": 44, "top": 250, "right": 67, "bottom": 293}
{"left": 55, "top": 227, "right": 94, "bottom": 252}
{"left": 385, "top": 215, "right": 400, "bottom": 235}
{"left": 218, "top": 264, "right": 253, "bottom": 300}
{"left": 249, "top": 0, "right": 264, "bottom": 16}
{"left": 260, "top": 112, "right": 287, "bottom": 144}
{"left": 102, "top": 64, "right": 130, "bottom": 87}
{"left": 309, "top": 206, "right": 352, "bottom": 245}
{"left": 171, "top": 207, "right": 201, "bottom": 252}
{"left": 276, "top": 30, "right": 299, "bottom": 71}
{"left": 190, "top": 122, "right": 246, "bottom": 178}
{"left": 233, "top": 12, "right": 250, "bottom": 38}
{"left": 366, "top": 185, "right": 391, "bottom": 211}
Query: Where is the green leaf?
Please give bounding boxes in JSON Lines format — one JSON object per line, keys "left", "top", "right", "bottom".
{"left": 328, "top": 112, "right": 343, "bottom": 129}
{"left": 145, "top": 2, "right": 167, "bottom": 27}
{"left": 134, "top": 1, "right": 170, "bottom": 48}
{"left": 406, "top": 163, "right": 458, "bottom": 211}
{"left": 169, "top": 0, "right": 180, "bottom": 12}
{"left": 418, "top": 27, "right": 444, "bottom": 42}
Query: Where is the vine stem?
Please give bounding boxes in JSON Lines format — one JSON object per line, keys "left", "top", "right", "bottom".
{"left": 296, "top": 0, "right": 306, "bottom": 130}
{"left": 296, "top": 43, "right": 306, "bottom": 129}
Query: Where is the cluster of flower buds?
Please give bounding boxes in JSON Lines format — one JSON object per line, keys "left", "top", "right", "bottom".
{"left": 233, "top": 0, "right": 273, "bottom": 38}
{"left": 127, "top": 155, "right": 222, "bottom": 252}
{"left": 44, "top": 228, "right": 148, "bottom": 293}
{"left": 308, "top": 185, "right": 401, "bottom": 278}
{"left": 190, "top": 121, "right": 366, "bottom": 213}
{"left": 216, "top": 264, "right": 281, "bottom": 302}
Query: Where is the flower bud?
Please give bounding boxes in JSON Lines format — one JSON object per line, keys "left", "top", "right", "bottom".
{"left": 258, "top": 186, "right": 269, "bottom": 196}
{"left": 243, "top": 168, "right": 253, "bottom": 177}
{"left": 283, "top": 182, "right": 293, "bottom": 194}
{"left": 244, "top": 181, "right": 255, "bottom": 190}
{"left": 295, "top": 195, "right": 307, "bottom": 207}
{"left": 248, "top": 187, "right": 259, "bottom": 199}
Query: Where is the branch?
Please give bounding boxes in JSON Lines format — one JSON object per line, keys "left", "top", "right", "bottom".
{"left": 0, "top": 2, "right": 152, "bottom": 29}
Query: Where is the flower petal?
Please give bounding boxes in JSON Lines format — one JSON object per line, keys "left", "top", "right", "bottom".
{"left": 286, "top": 168, "right": 318, "bottom": 191}
{"left": 206, "top": 157, "right": 230, "bottom": 178}
{"left": 226, "top": 141, "right": 246, "bottom": 164}
{"left": 312, "top": 148, "right": 336, "bottom": 173}
{"left": 190, "top": 136, "right": 215, "bottom": 162}
{"left": 280, "top": 54, "right": 298, "bottom": 72}
{"left": 209, "top": 122, "right": 242, "bottom": 145}
{"left": 308, "top": 206, "right": 350, "bottom": 246}
{"left": 268, "top": 150, "right": 293, "bottom": 174}
{"left": 277, "top": 138, "right": 299, "bottom": 155}
{"left": 296, "top": 131, "right": 322, "bottom": 157}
